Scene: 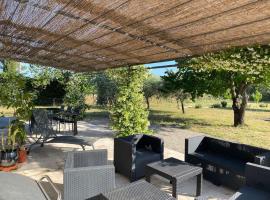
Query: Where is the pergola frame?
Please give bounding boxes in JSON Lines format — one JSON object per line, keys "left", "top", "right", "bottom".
{"left": 0, "top": 0, "right": 269, "bottom": 71}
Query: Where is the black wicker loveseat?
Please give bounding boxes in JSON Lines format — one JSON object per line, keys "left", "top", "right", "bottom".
{"left": 185, "top": 135, "right": 270, "bottom": 189}
{"left": 114, "top": 134, "right": 164, "bottom": 181}
{"left": 229, "top": 163, "right": 270, "bottom": 200}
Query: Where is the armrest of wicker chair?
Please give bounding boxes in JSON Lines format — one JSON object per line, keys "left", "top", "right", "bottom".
{"left": 185, "top": 135, "right": 205, "bottom": 157}
{"left": 114, "top": 137, "right": 134, "bottom": 175}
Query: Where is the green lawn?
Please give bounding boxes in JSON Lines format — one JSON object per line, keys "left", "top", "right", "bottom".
{"left": 149, "top": 98, "right": 270, "bottom": 149}
{"left": 85, "top": 98, "right": 270, "bottom": 149}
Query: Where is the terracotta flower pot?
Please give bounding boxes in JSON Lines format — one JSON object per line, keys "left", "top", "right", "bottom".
{"left": 18, "top": 149, "right": 27, "bottom": 163}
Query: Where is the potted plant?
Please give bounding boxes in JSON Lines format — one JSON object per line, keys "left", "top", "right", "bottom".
{"left": 0, "top": 126, "right": 18, "bottom": 167}
{"left": 11, "top": 119, "right": 27, "bottom": 163}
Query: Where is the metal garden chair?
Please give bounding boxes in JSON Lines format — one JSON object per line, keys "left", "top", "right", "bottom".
{"left": 29, "top": 109, "right": 94, "bottom": 152}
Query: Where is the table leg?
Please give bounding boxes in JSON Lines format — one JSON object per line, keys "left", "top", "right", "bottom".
{"left": 196, "top": 173, "right": 202, "bottom": 197}
{"left": 172, "top": 179, "right": 178, "bottom": 198}
{"left": 145, "top": 169, "right": 152, "bottom": 183}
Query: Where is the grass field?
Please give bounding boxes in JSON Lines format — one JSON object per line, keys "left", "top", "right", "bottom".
{"left": 85, "top": 97, "right": 270, "bottom": 149}
{"left": 149, "top": 98, "right": 270, "bottom": 149}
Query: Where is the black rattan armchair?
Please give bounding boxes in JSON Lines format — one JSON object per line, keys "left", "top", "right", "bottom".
{"left": 114, "top": 134, "right": 164, "bottom": 182}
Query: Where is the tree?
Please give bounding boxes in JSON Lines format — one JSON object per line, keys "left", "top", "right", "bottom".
{"left": 251, "top": 90, "right": 263, "bottom": 104}
{"left": 161, "top": 70, "right": 190, "bottom": 114}
{"left": 29, "top": 65, "right": 95, "bottom": 108}
{"left": 64, "top": 73, "right": 94, "bottom": 108}
{"left": 258, "top": 86, "right": 270, "bottom": 101}
{"left": 29, "top": 64, "right": 70, "bottom": 89}
{"left": 34, "top": 79, "right": 66, "bottom": 105}
{"left": 110, "top": 66, "right": 150, "bottom": 137}
{"left": 94, "top": 72, "right": 117, "bottom": 106}
{"left": 178, "top": 45, "right": 270, "bottom": 126}
{"left": 143, "top": 75, "right": 161, "bottom": 109}
{"left": 0, "top": 62, "right": 34, "bottom": 120}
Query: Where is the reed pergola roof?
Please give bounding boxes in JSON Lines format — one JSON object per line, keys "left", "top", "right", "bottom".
{"left": 0, "top": 0, "right": 270, "bottom": 71}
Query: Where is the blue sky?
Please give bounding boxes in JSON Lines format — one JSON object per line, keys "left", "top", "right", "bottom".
{"left": 13, "top": 61, "right": 178, "bottom": 77}
{"left": 145, "top": 60, "right": 177, "bottom": 76}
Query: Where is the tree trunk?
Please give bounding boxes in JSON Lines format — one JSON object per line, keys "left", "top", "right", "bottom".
{"left": 181, "top": 100, "right": 185, "bottom": 114}
{"left": 176, "top": 99, "right": 185, "bottom": 114}
{"left": 231, "top": 86, "right": 248, "bottom": 127}
{"left": 146, "top": 97, "right": 150, "bottom": 110}
{"left": 232, "top": 100, "right": 246, "bottom": 126}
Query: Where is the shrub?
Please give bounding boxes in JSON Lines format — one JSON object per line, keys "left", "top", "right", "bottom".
{"left": 211, "top": 103, "right": 221, "bottom": 108}
{"left": 195, "top": 104, "right": 202, "bottom": 109}
{"left": 110, "top": 66, "right": 151, "bottom": 137}
{"left": 259, "top": 103, "right": 268, "bottom": 108}
{"left": 182, "top": 123, "right": 191, "bottom": 129}
{"left": 251, "top": 90, "right": 263, "bottom": 104}
{"left": 221, "top": 101, "right": 227, "bottom": 108}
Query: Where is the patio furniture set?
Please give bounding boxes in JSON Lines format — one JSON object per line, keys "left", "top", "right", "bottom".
{"left": 31, "top": 106, "right": 83, "bottom": 136}
{"left": 29, "top": 108, "right": 94, "bottom": 152}
{"left": 0, "top": 134, "right": 269, "bottom": 200}
{"left": 113, "top": 134, "right": 202, "bottom": 199}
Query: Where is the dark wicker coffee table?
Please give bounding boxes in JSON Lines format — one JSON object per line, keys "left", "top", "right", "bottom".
{"left": 87, "top": 180, "right": 176, "bottom": 200}
{"left": 145, "top": 157, "right": 203, "bottom": 199}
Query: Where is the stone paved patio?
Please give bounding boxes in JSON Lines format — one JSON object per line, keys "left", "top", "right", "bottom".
{"left": 15, "top": 119, "right": 234, "bottom": 200}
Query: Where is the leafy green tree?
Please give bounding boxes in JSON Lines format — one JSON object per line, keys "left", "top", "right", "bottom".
{"left": 94, "top": 72, "right": 117, "bottom": 106}
{"left": 0, "top": 62, "right": 34, "bottom": 120}
{"left": 29, "top": 65, "right": 95, "bottom": 108}
{"left": 251, "top": 90, "right": 263, "bottom": 104}
{"left": 161, "top": 70, "right": 190, "bottom": 114}
{"left": 110, "top": 66, "right": 150, "bottom": 137}
{"left": 34, "top": 80, "right": 66, "bottom": 106}
{"left": 258, "top": 86, "right": 270, "bottom": 101}
{"left": 178, "top": 45, "right": 270, "bottom": 126}
{"left": 64, "top": 73, "right": 94, "bottom": 108}
{"left": 29, "top": 64, "right": 66, "bottom": 89}
{"left": 143, "top": 75, "right": 162, "bottom": 109}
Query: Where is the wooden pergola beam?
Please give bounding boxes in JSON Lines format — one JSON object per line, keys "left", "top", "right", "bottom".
{"left": 0, "top": 0, "right": 269, "bottom": 71}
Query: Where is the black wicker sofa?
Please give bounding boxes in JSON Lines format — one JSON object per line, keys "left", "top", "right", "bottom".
{"left": 185, "top": 135, "right": 270, "bottom": 189}
{"left": 229, "top": 163, "right": 270, "bottom": 199}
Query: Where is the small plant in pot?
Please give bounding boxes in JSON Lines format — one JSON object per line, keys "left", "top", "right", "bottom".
{"left": 0, "top": 126, "right": 18, "bottom": 167}
{"left": 11, "top": 120, "right": 27, "bottom": 163}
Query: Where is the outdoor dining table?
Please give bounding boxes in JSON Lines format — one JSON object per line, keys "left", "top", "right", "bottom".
{"left": 0, "top": 172, "right": 61, "bottom": 200}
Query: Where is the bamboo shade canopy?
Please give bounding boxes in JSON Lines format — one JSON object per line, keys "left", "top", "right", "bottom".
{"left": 0, "top": 0, "right": 270, "bottom": 71}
